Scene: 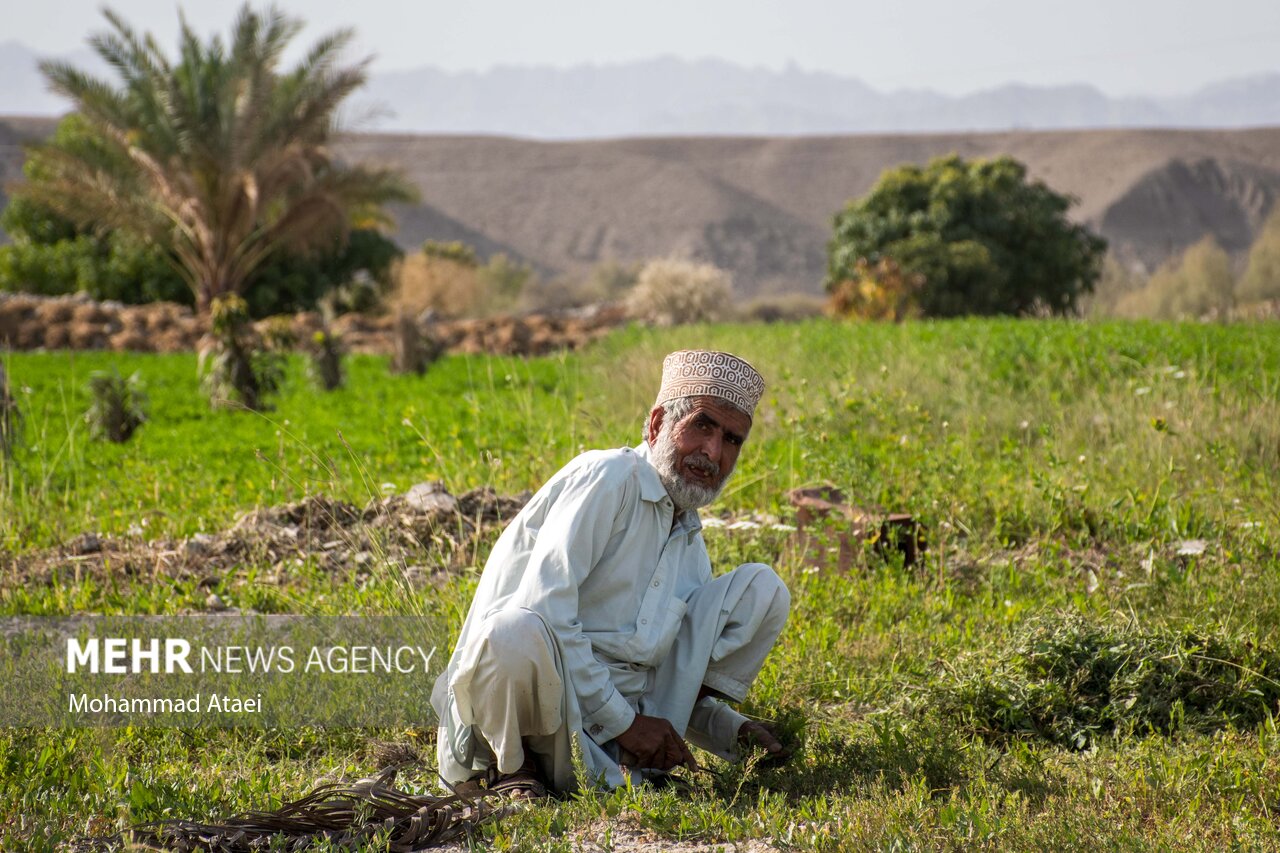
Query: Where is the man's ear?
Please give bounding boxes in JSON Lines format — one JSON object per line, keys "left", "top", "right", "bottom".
{"left": 645, "top": 405, "right": 665, "bottom": 446}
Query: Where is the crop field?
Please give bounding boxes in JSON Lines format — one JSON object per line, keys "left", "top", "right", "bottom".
{"left": 3, "top": 318, "right": 1280, "bottom": 850}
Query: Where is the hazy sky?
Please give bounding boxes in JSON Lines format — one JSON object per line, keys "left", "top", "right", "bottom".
{"left": 8, "top": 0, "right": 1280, "bottom": 96}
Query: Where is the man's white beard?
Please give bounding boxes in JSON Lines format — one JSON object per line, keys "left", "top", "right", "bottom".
{"left": 651, "top": 426, "right": 735, "bottom": 512}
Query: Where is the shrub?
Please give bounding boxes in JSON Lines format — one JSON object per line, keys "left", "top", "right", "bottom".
{"left": 586, "top": 260, "right": 640, "bottom": 303}
{"left": 1238, "top": 209, "right": 1280, "bottom": 305}
{"left": 1114, "top": 237, "right": 1235, "bottom": 320}
{"left": 390, "top": 313, "right": 441, "bottom": 375}
{"left": 826, "top": 257, "right": 924, "bottom": 322}
{"left": 391, "top": 253, "right": 481, "bottom": 319}
{"left": 1080, "top": 254, "right": 1149, "bottom": 317}
{"left": 308, "top": 329, "right": 346, "bottom": 391}
{"left": 84, "top": 368, "right": 147, "bottom": 442}
{"left": 198, "top": 295, "right": 285, "bottom": 411}
{"left": 736, "top": 293, "right": 827, "bottom": 323}
{"left": 421, "top": 240, "right": 478, "bottom": 267}
{"left": 930, "top": 613, "right": 1280, "bottom": 749}
{"left": 625, "top": 257, "right": 732, "bottom": 326}
{"left": 476, "top": 253, "right": 535, "bottom": 314}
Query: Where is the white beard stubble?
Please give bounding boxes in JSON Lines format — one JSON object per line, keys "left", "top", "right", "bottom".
{"left": 650, "top": 425, "right": 735, "bottom": 512}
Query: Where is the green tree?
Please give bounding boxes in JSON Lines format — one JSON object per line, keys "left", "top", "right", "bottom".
{"left": 826, "top": 155, "right": 1106, "bottom": 316}
{"left": 1, "top": 116, "right": 403, "bottom": 314}
{"left": 17, "top": 5, "right": 413, "bottom": 313}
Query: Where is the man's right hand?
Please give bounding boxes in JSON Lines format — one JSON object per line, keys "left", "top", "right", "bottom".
{"left": 614, "top": 714, "right": 696, "bottom": 771}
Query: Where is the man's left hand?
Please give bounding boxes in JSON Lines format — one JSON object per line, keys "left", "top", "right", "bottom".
{"left": 737, "top": 720, "right": 792, "bottom": 763}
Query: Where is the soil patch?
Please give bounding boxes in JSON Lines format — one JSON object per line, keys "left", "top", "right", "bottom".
{"left": 3, "top": 483, "right": 530, "bottom": 588}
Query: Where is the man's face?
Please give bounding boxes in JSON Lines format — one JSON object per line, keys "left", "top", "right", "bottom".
{"left": 648, "top": 397, "right": 752, "bottom": 511}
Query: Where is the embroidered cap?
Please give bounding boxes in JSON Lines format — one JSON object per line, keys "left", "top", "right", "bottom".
{"left": 655, "top": 350, "right": 766, "bottom": 416}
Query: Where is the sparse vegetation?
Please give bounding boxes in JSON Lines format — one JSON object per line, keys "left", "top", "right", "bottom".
{"left": 625, "top": 257, "right": 732, "bottom": 325}
{"left": 83, "top": 367, "right": 147, "bottom": 442}
{"left": 1238, "top": 208, "right": 1280, "bottom": 306}
{"left": 307, "top": 329, "right": 346, "bottom": 391}
{"left": 930, "top": 613, "right": 1280, "bottom": 749}
{"left": 1115, "top": 236, "right": 1235, "bottom": 320}
{"left": 389, "top": 312, "right": 439, "bottom": 375}
{"left": 826, "top": 256, "right": 923, "bottom": 321}
{"left": 197, "top": 295, "right": 285, "bottom": 410}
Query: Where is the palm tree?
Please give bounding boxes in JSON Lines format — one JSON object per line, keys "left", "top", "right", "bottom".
{"left": 23, "top": 4, "right": 413, "bottom": 312}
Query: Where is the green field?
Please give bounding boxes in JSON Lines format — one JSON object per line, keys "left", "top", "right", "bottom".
{"left": 3, "top": 318, "right": 1280, "bottom": 850}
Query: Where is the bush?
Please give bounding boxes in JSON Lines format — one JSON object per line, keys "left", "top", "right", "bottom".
{"left": 389, "top": 313, "right": 441, "bottom": 376}
{"left": 1114, "top": 237, "right": 1235, "bottom": 320}
{"left": 625, "top": 257, "right": 732, "bottom": 326}
{"left": 827, "top": 155, "right": 1106, "bottom": 316}
{"left": 84, "top": 368, "right": 147, "bottom": 442}
{"left": 1238, "top": 209, "right": 1280, "bottom": 306}
{"left": 198, "top": 296, "right": 285, "bottom": 411}
{"left": 477, "top": 253, "right": 535, "bottom": 314}
{"left": 391, "top": 253, "right": 481, "bottom": 319}
{"left": 1080, "top": 254, "right": 1149, "bottom": 317}
{"left": 421, "top": 240, "right": 478, "bottom": 267}
{"left": 930, "top": 614, "right": 1280, "bottom": 749}
{"left": 307, "top": 329, "right": 346, "bottom": 391}
{"left": 736, "top": 293, "right": 826, "bottom": 323}
{"left": 826, "top": 257, "right": 924, "bottom": 321}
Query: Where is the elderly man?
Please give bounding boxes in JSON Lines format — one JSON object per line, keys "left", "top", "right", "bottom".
{"left": 432, "top": 350, "right": 791, "bottom": 796}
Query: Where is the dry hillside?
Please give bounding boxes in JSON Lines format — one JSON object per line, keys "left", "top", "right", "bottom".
{"left": 6, "top": 117, "right": 1280, "bottom": 296}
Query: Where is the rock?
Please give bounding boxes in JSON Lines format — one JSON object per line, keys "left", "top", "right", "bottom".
{"left": 185, "top": 533, "right": 215, "bottom": 557}
{"left": 205, "top": 592, "right": 228, "bottom": 611}
{"left": 403, "top": 482, "right": 457, "bottom": 514}
{"left": 69, "top": 533, "right": 102, "bottom": 555}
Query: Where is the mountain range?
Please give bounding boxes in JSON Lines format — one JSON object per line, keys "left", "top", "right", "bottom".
{"left": 2, "top": 40, "right": 1279, "bottom": 137}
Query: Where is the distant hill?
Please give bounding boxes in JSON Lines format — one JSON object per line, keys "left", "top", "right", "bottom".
{"left": 338, "top": 127, "right": 1280, "bottom": 294}
{"left": 3, "top": 43, "right": 1280, "bottom": 138}
{"left": 5, "top": 117, "right": 1280, "bottom": 296}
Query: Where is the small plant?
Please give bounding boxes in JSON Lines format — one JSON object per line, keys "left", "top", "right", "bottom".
{"left": 84, "top": 368, "right": 147, "bottom": 442}
{"left": 308, "top": 328, "right": 346, "bottom": 391}
{"left": 421, "top": 240, "right": 478, "bottom": 267}
{"left": 930, "top": 613, "right": 1280, "bottom": 749}
{"left": 0, "top": 361, "right": 20, "bottom": 457}
{"left": 625, "top": 257, "right": 732, "bottom": 326}
{"left": 390, "top": 313, "right": 441, "bottom": 375}
{"left": 198, "top": 295, "right": 286, "bottom": 411}
{"left": 827, "top": 257, "right": 923, "bottom": 322}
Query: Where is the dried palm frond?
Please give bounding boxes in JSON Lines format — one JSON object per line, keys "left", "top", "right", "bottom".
{"left": 73, "top": 767, "right": 507, "bottom": 852}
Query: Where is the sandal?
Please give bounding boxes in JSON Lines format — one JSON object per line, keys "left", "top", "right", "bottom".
{"left": 486, "top": 759, "right": 549, "bottom": 800}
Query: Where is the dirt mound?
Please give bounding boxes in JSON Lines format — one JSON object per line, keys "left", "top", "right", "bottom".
{"left": 7, "top": 483, "right": 531, "bottom": 589}
{"left": 0, "top": 292, "right": 626, "bottom": 356}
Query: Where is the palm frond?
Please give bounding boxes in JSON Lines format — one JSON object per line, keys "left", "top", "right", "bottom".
{"left": 72, "top": 768, "right": 507, "bottom": 852}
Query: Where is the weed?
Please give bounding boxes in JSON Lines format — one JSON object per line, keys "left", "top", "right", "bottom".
{"left": 83, "top": 367, "right": 147, "bottom": 442}
{"left": 930, "top": 612, "right": 1280, "bottom": 748}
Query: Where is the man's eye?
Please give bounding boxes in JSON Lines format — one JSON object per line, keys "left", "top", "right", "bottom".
{"left": 727, "top": 435, "right": 742, "bottom": 447}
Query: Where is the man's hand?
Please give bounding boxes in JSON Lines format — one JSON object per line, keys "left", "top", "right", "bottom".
{"left": 737, "top": 720, "right": 792, "bottom": 763}
{"left": 615, "top": 714, "right": 696, "bottom": 771}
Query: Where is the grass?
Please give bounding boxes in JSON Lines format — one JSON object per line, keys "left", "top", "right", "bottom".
{"left": 2, "top": 317, "right": 1279, "bottom": 850}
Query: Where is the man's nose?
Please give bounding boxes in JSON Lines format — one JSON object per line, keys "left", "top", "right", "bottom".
{"left": 700, "top": 431, "right": 723, "bottom": 465}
